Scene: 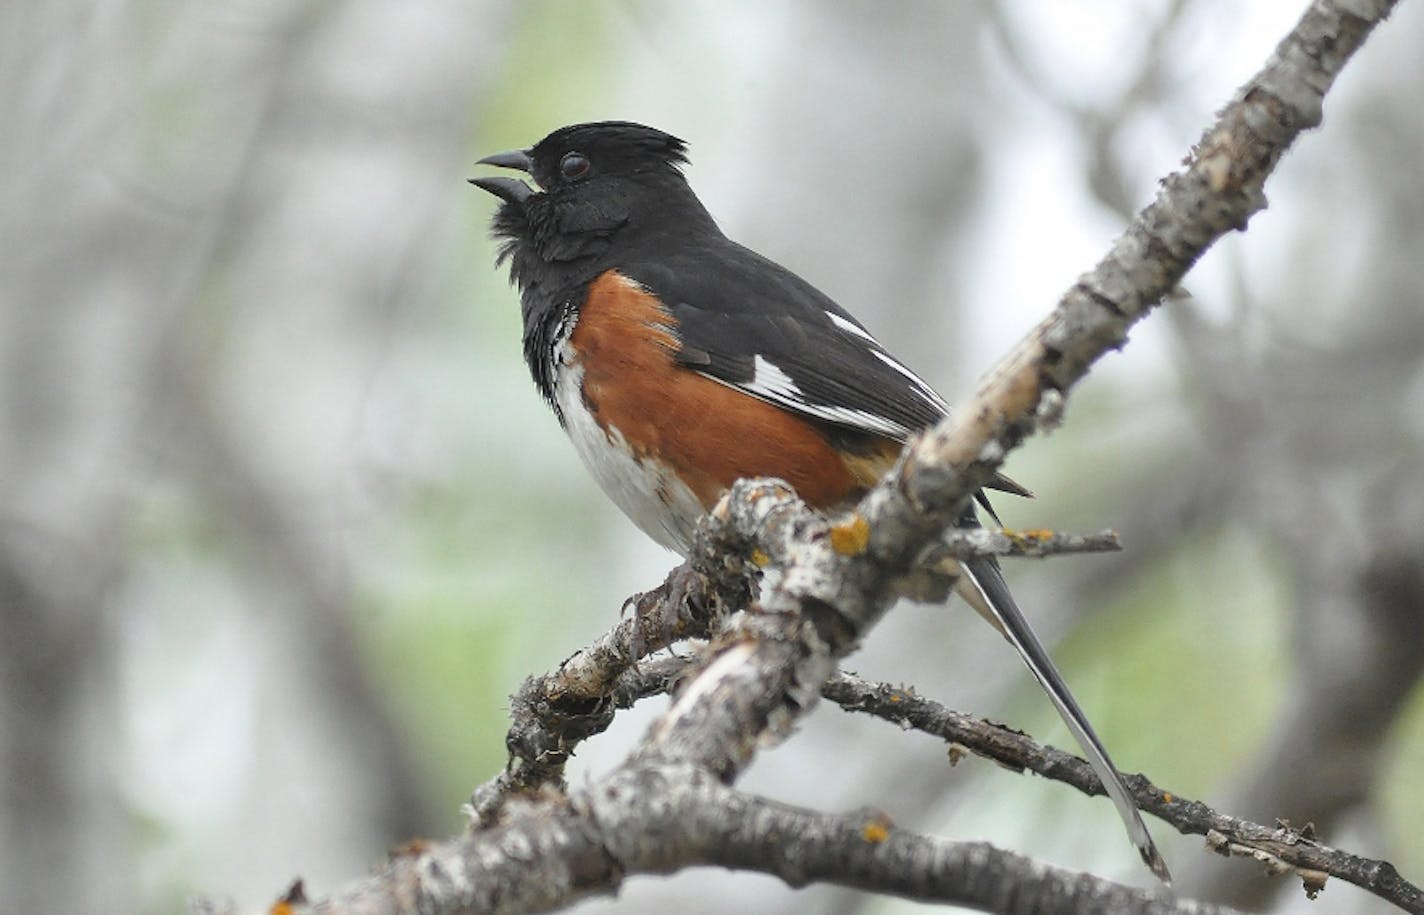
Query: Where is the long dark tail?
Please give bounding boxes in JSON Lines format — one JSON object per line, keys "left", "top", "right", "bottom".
{"left": 956, "top": 553, "right": 1172, "bottom": 884}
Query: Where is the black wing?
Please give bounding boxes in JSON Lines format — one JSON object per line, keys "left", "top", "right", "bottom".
{"left": 622, "top": 241, "right": 946, "bottom": 439}
{"left": 619, "top": 240, "right": 1031, "bottom": 499}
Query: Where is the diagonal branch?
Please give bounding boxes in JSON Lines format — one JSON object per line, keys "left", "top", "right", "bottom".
{"left": 857, "top": 0, "right": 1401, "bottom": 566}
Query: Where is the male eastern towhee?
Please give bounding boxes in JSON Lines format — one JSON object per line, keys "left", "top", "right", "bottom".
{"left": 472, "top": 121, "right": 1168, "bottom": 882}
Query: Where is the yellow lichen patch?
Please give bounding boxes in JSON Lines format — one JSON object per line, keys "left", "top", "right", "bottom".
{"left": 750, "top": 548, "right": 770, "bottom": 567}
{"left": 269, "top": 880, "right": 307, "bottom": 915}
{"left": 861, "top": 816, "right": 892, "bottom": 844}
{"left": 830, "top": 515, "right": 871, "bottom": 556}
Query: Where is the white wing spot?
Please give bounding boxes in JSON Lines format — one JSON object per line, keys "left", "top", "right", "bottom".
{"left": 737, "top": 355, "right": 909, "bottom": 439}
{"left": 805, "top": 405, "right": 909, "bottom": 438}
{"left": 826, "top": 310, "right": 879, "bottom": 344}
{"left": 751, "top": 355, "right": 804, "bottom": 399}
{"left": 826, "top": 310, "right": 949, "bottom": 415}
{"left": 871, "top": 349, "right": 950, "bottom": 413}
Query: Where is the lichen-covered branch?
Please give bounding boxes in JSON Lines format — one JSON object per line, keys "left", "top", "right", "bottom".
{"left": 931, "top": 527, "right": 1120, "bottom": 560}
{"left": 467, "top": 524, "right": 1121, "bottom": 824}
{"left": 854, "top": 0, "right": 1403, "bottom": 575}
{"left": 822, "top": 672, "right": 1424, "bottom": 913}
{"left": 320, "top": 765, "right": 1240, "bottom": 915}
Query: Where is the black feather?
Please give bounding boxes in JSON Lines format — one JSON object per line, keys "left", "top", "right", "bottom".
{"left": 620, "top": 241, "right": 946, "bottom": 440}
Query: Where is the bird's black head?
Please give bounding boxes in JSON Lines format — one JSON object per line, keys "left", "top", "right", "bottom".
{"left": 524, "top": 121, "right": 689, "bottom": 192}
{"left": 471, "top": 121, "right": 716, "bottom": 291}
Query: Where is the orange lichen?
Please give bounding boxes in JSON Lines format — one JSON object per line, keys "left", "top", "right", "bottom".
{"left": 269, "top": 880, "right": 307, "bottom": 915}
{"left": 830, "top": 515, "right": 871, "bottom": 556}
{"left": 861, "top": 818, "right": 892, "bottom": 844}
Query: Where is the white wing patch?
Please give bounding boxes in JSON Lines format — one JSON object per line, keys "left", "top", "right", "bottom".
{"left": 741, "top": 355, "right": 911, "bottom": 439}
{"left": 750, "top": 355, "right": 804, "bottom": 399}
{"left": 871, "top": 349, "right": 950, "bottom": 413}
{"left": 826, "top": 310, "right": 879, "bottom": 344}
{"left": 827, "top": 310, "right": 949, "bottom": 414}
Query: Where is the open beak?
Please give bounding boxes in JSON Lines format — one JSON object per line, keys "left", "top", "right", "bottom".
{"left": 469, "top": 148, "right": 535, "bottom": 204}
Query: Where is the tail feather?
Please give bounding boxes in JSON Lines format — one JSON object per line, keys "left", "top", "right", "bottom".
{"left": 956, "top": 553, "right": 1171, "bottom": 885}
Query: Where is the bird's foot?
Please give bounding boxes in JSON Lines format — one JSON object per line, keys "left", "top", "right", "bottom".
{"left": 623, "top": 561, "right": 709, "bottom": 660}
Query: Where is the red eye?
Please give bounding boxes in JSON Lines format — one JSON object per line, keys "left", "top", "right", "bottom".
{"left": 560, "top": 152, "right": 590, "bottom": 180}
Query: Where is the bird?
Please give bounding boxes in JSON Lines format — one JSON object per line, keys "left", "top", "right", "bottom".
{"left": 471, "top": 120, "right": 1169, "bottom": 883}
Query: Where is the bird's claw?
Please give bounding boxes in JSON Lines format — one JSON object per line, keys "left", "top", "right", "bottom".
{"left": 623, "top": 561, "right": 708, "bottom": 660}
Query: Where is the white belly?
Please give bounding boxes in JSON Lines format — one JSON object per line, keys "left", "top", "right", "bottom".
{"left": 552, "top": 352, "right": 706, "bottom": 556}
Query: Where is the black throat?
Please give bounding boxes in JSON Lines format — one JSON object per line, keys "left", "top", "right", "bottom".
{"left": 489, "top": 175, "right": 719, "bottom": 418}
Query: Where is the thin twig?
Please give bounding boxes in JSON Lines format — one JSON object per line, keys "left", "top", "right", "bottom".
{"left": 823, "top": 672, "right": 1424, "bottom": 913}
{"left": 931, "top": 527, "right": 1121, "bottom": 561}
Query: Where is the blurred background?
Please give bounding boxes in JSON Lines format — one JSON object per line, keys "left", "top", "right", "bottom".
{"left": 4, "top": 1, "right": 1422, "bottom": 913}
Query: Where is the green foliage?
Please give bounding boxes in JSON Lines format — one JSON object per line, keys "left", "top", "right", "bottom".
{"left": 1381, "top": 685, "right": 1424, "bottom": 879}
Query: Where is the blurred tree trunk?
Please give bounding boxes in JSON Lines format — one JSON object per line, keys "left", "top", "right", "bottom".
{"left": 0, "top": 1, "right": 510, "bottom": 910}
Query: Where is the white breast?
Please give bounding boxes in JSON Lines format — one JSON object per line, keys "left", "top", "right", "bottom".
{"left": 551, "top": 338, "right": 706, "bottom": 556}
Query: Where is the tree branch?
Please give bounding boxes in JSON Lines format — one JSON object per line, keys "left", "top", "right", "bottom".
{"left": 467, "top": 524, "right": 1120, "bottom": 824}
{"left": 322, "top": 764, "right": 1240, "bottom": 915}
{"left": 930, "top": 527, "right": 1121, "bottom": 560}
{"left": 822, "top": 672, "right": 1424, "bottom": 913}
{"left": 285, "top": 1, "right": 1408, "bottom": 912}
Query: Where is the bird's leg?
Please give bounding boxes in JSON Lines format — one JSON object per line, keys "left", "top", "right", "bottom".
{"left": 623, "top": 560, "right": 711, "bottom": 660}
